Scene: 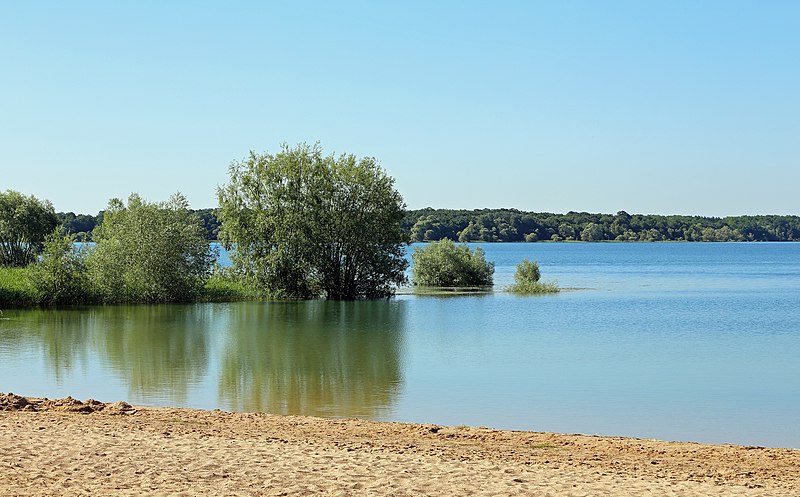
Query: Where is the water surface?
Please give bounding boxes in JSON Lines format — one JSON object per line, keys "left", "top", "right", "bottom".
{"left": 1, "top": 242, "right": 798, "bottom": 448}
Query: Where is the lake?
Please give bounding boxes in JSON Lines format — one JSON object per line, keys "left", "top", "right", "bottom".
{"left": 1, "top": 242, "right": 799, "bottom": 448}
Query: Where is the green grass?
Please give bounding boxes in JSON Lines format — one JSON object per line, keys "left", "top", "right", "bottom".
{"left": 199, "top": 273, "right": 261, "bottom": 302}
{"left": 2, "top": 267, "right": 267, "bottom": 307}
{"left": 507, "top": 280, "right": 560, "bottom": 295}
{"left": 0, "top": 266, "right": 39, "bottom": 307}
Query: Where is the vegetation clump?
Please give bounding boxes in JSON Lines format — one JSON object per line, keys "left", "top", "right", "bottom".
{"left": 88, "top": 193, "right": 214, "bottom": 303}
{"left": 411, "top": 239, "right": 494, "bottom": 288}
{"left": 201, "top": 268, "right": 260, "bottom": 302}
{"left": 507, "top": 258, "right": 559, "bottom": 294}
{"left": 404, "top": 208, "right": 800, "bottom": 242}
{"left": 0, "top": 266, "right": 38, "bottom": 307}
{"left": 0, "top": 190, "right": 59, "bottom": 267}
{"left": 217, "top": 143, "right": 408, "bottom": 300}
{"left": 1, "top": 140, "right": 410, "bottom": 307}
{"left": 1, "top": 192, "right": 215, "bottom": 307}
{"left": 30, "top": 229, "right": 90, "bottom": 305}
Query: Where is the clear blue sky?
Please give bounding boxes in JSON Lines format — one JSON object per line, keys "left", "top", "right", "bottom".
{"left": 1, "top": 1, "right": 798, "bottom": 216}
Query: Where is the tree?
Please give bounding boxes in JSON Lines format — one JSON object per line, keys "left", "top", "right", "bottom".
{"left": 580, "top": 222, "right": 605, "bottom": 241}
{"left": 87, "top": 193, "right": 214, "bottom": 303}
{"left": 57, "top": 211, "right": 99, "bottom": 239}
{"left": 410, "top": 239, "right": 494, "bottom": 287}
{"left": 0, "top": 190, "right": 59, "bottom": 267}
{"left": 217, "top": 143, "right": 408, "bottom": 300}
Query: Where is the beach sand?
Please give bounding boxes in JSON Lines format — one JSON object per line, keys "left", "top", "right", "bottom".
{"left": 1, "top": 393, "right": 798, "bottom": 496}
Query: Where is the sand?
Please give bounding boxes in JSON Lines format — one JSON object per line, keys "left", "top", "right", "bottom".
{"left": 1, "top": 393, "right": 798, "bottom": 496}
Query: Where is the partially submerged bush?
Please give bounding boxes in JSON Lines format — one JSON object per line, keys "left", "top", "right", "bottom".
{"left": 508, "top": 258, "right": 559, "bottom": 294}
{"left": 411, "top": 239, "right": 494, "bottom": 287}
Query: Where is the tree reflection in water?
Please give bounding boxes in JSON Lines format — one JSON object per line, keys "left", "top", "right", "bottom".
{"left": 217, "top": 300, "right": 406, "bottom": 418}
{"left": 0, "top": 308, "right": 95, "bottom": 384}
{"left": 0, "top": 301, "right": 405, "bottom": 416}
{"left": 94, "top": 304, "right": 213, "bottom": 402}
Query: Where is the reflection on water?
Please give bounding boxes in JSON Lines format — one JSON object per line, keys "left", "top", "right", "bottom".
{"left": 0, "top": 308, "right": 95, "bottom": 383}
{"left": 217, "top": 301, "right": 405, "bottom": 416}
{"left": 0, "top": 305, "right": 211, "bottom": 402}
{"left": 95, "top": 305, "right": 212, "bottom": 402}
{"left": 2, "top": 242, "right": 800, "bottom": 447}
{"left": 0, "top": 301, "right": 406, "bottom": 418}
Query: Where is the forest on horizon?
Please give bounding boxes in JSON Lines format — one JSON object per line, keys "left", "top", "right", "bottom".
{"left": 57, "top": 208, "right": 800, "bottom": 243}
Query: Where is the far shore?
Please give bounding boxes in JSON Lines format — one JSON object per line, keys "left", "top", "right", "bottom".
{"left": 1, "top": 393, "right": 798, "bottom": 496}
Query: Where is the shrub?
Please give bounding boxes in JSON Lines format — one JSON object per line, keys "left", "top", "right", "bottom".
{"left": 88, "top": 193, "right": 214, "bottom": 303}
{"left": 30, "top": 229, "right": 91, "bottom": 305}
{"left": 508, "top": 258, "right": 559, "bottom": 294}
{"left": 411, "top": 239, "right": 494, "bottom": 287}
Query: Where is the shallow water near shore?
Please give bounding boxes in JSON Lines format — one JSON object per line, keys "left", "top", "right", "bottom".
{"left": 1, "top": 242, "right": 799, "bottom": 448}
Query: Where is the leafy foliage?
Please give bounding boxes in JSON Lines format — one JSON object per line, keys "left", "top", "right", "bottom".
{"left": 218, "top": 143, "right": 408, "bottom": 300}
{"left": 0, "top": 190, "right": 59, "bottom": 267}
{"left": 193, "top": 208, "right": 221, "bottom": 240}
{"left": 0, "top": 266, "right": 38, "bottom": 307}
{"left": 56, "top": 212, "right": 99, "bottom": 241}
{"left": 200, "top": 269, "right": 259, "bottom": 302}
{"left": 57, "top": 208, "right": 220, "bottom": 242}
{"left": 515, "top": 258, "right": 541, "bottom": 283}
{"left": 88, "top": 193, "right": 214, "bottom": 303}
{"left": 507, "top": 258, "right": 559, "bottom": 294}
{"left": 411, "top": 239, "right": 494, "bottom": 287}
{"left": 30, "top": 229, "right": 90, "bottom": 305}
{"left": 55, "top": 207, "right": 800, "bottom": 246}
{"left": 405, "top": 209, "right": 800, "bottom": 242}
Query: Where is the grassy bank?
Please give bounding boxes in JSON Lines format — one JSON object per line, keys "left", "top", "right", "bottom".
{"left": 199, "top": 274, "right": 261, "bottom": 302}
{"left": 0, "top": 267, "right": 39, "bottom": 308}
{"left": 1, "top": 267, "right": 261, "bottom": 308}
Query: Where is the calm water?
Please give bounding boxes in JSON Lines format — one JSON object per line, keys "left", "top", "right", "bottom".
{"left": 1, "top": 242, "right": 799, "bottom": 448}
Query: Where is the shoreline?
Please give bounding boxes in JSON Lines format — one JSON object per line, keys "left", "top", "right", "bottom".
{"left": 1, "top": 393, "right": 798, "bottom": 495}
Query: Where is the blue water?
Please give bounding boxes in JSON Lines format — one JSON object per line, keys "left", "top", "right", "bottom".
{"left": 1, "top": 242, "right": 799, "bottom": 448}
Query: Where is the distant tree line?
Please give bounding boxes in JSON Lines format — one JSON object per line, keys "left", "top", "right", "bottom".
{"left": 56, "top": 208, "right": 220, "bottom": 241}
{"left": 56, "top": 207, "right": 800, "bottom": 243}
{"left": 402, "top": 209, "right": 800, "bottom": 242}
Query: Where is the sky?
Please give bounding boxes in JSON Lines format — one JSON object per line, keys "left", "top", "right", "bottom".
{"left": 1, "top": 1, "right": 798, "bottom": 216}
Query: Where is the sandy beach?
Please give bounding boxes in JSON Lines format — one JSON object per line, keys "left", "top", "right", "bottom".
{"left": 1, "top": 393, "right": 798, "bottom": 496}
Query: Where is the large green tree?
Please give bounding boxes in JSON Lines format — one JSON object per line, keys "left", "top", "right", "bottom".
{"left": 0, "top": 190, "right": 59, "bottom": 267}
{"left": 217, "top": 143, "right": 408, "bottom": 300}
{"left": 87, "top": 193, "right": 214, "bottom": 303}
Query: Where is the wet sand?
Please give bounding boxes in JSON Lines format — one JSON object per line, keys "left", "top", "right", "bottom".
{"left": 1, "top": 393, "right": 798, "bottom": 496}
